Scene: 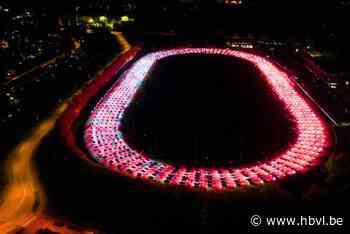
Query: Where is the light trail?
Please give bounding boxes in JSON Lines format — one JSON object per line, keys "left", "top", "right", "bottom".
{"left": 0, "top": 102, "right": 68, "bottom": 233}
{"left": 0, "top": 32, "right": 130, "bottom": 233}
{"left": 0, "top": 39, "right": 81, "bottom": 92}
{"left": 84, "top": 48, "right": 333, "bottom": 192}
{"left": 112, "top": 31, "right": 131, "bottom": 52}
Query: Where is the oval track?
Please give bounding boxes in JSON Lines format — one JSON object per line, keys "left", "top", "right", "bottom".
{"left": 84, "top": 48, "right": 332, "bottom": 192}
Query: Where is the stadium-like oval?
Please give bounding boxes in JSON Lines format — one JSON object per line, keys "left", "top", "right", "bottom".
{"left": 83, "top": 48, "right": 332, "bottom": 192}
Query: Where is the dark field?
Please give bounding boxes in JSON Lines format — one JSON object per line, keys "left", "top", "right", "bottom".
{"left": 122, "top": 54, "right": 296, "bottom": 168}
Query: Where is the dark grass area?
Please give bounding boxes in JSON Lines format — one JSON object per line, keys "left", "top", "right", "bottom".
{"left": 121, "top": 54, "right": 296, "bottom": 168}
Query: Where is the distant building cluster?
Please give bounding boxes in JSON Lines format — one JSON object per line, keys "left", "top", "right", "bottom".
{"left": 0, "top": 4, "right": 70, "bottom": 80}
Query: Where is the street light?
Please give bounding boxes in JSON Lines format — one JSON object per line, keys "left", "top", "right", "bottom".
{"left": 99, "top": 16, "right": 107, "bottom": 22}
{"left": 121, "top": 15, "right": 130, "bottom": 22}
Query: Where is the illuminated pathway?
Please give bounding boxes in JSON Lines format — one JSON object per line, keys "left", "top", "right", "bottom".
{"left": 0, "top": 103, "right": 68, "bottom": 233}
{"left": 112, "top": 31, "right": 131, "bottom": 52}
{"left": 0, "top": 33, "right": 131, "bottom": 233}
{"left": 84, "top": 48, "right": 333, "bottom": 191}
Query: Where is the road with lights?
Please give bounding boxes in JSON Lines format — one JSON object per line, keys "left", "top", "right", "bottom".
{"left": 0, "top": 39, "right": 81, "bottom": 89}
{"left": 0, "top": 102, "right": 68, "bottom": 233}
